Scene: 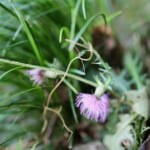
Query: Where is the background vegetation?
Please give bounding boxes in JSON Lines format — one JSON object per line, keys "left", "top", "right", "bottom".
{"left": 0, "top": 0, "right": 150, "bottom": 149}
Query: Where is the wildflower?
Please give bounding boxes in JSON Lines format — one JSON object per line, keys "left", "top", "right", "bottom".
{"left": 25, "top": 69, "right": 45, "bottom": 85}
{"left": 75, "top": 93, "right": 109, "bottom": 122}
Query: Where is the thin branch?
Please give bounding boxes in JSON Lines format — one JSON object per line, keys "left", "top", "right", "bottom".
{"left": 45, "top": 106, "right": 73, "bottom": 141}
{"left": 41, "top": 41, "right": 94, "bottom": 134}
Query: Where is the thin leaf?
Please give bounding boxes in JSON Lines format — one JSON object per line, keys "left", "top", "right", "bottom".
{"left": 11, "top": 3, "right": 43, "bottom": 65}
{"left": 0, "top": 66, "right": 22, "bottom": 80}
{"left": 69, "top": 68, "right": 85, "bottom": 75}
{"left": 30, "top": 143, "right": 37, "bottom": 150}
{"left": 68, "top": 89, "right": 78, "bottom": 124}
{"left": 70, "top": 0, "right": 82, "bottom": 40}
{"left": 59, "top": 27, "right": 69, "bottom": 43}
{"left": 0, "top": 2, "right": 17, "bottom": 18}
{"left": 82, "top": 0, "right": 86, "bottom": 19}
{"left": 69, "top": 13, "right": 107, "bottom": 51}
{"left": 16, "top": 140, "right": 22, "bottom": 150}
{"left": 0, "top": 87, "right": 41, "bottom": 105}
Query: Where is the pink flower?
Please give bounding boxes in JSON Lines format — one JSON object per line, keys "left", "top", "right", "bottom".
{"left": 25, "top": 69, "right": 45, "bottom": 85}
{"left": 75, "top": 93, "right": 109, "bottom": 122}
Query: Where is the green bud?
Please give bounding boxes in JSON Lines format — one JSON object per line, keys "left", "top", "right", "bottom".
{"left": 94, "top": 83, "right": 105, "bottom": 97}
{"left": 45, "top": 70, "right": 58, "bottom": 79}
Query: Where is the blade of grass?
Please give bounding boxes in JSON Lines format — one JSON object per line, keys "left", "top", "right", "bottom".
{"left": 0, "top": 103, "right": 41, "bottom": 111}
{"left": 0, "top": 66, "right": 23, "bottom": 80}
{"left": 68, "top": 89, "right": 78, "bottom": 124}
{"left": 70, "top": 0, "right": 81, "bottom": 40}
{"left": 69, "top": 11, "right": 122, "bottom": 50}
{"left": 104, "top": 10, "right": 122, "bottom": 23}
{"left": 0, "top": 2, "right": 17, "bottom": 18}
{"left": 30, "top": 143, "right": 37, "bottom": 150}
{"left": 69, "top": 0, "right": 82, "bottom": 60}
{"left": 8, "top": 40, "right": 28, "bottom": 48}
{"left": 69, "top": 13, "right": 107, "bottom": 51}
{"left": 32, "top": 7, "right": 61, "bottom": 19}
{"left": 16, "top": 140, "right": 22, "bottom": 150}
{"left": 31, "top": 19, "right": 67, "bottom": 64}
{"left": 11, "top": 3, "right": 43, "bottom": 65}
{"left": 0, "top": 131, "right": 26, "bottom": 146}
{"left": 82, "top": 0, "right": 86, "bottom": 19}
{"left": 0, "top": 87, "right": 41, "bottom": 105}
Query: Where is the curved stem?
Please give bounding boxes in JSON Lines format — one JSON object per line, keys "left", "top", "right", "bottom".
{"left": 46, "top": 106, "right": 73, "bottom": 136}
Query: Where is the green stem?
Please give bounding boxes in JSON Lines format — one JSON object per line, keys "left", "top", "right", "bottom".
{"left": 68, "top": 89, "right": 79, "bottom": 124}
{"left": 68, "top": 130, "right": 74, "bottom": 149}
{"left": 63, "top": 79, "right": 78, "bottom": 94}
{"left": 0, "top": 58, "right": 122, "bottom": 100}
{"left": 66, "top": 73, "right": 97, "bottom": 87}
{"left": 0, "top": 58, "right": 97, "bottom": 87}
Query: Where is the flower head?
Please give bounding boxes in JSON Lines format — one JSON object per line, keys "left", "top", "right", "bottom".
{"left": 25, "top": 69, "right": 45, "bottom": 85}
{"left": 75, "top": 93, "right": 109, "bottom": 122}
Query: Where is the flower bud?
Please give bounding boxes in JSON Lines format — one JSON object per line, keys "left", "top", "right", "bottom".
{"left": 45, "top": 70, "right": 58, "bottom": 79}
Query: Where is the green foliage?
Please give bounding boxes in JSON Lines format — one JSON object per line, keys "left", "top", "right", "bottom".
{"left": 16, "top": 140, "right": 37, "bottom": 150}
{"left": 0, "top": 0, "right": 149, "bottom": 149}
{"left": 16, "top": 140, "right": 22, "bottom": 150}
{"left": 124, "top": 51, "right": 145, "bottom": 89}
{"left": 126, "top": 88, "right": 149, "bottom": 119}
{"left": 104, "top": 114, "right": 136, "bottom": 150}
